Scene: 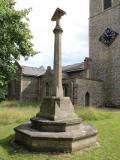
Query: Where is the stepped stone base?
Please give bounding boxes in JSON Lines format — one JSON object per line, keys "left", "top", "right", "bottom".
{"left": 15, "top": 122, "right": 97, "bottom": 153}
{"left": 14, "top": 97, "right": 98, "bottom": 153}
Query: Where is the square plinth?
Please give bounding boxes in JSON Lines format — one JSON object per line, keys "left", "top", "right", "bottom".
{"left": 14, "top": 122, "right": 98, "bottom": 153}
{"left": 37, "top": 97, "right": 78, "bottom": 121}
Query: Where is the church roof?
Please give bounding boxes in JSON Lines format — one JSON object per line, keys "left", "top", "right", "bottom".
{"left": 16, "top": 61, "right": 85, "bottom": 77}
{"left": 22, "top": 62, "right": 85, "bottom": 77}
{"left": 22, "top": 66, "right": 46, "bottom": 77}
{"left": 62, "top": 62, "right": 84, "bottom": 72}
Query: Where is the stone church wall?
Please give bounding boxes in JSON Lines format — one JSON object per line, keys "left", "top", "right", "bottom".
{"left": 62, "top": 78, "right": 104, "bottom": 107}
{"left": 8, "top": 65, "right": 21, "bottom": 100}
{"left": 8, "top": 79, "right": 21, "bottom": 100}
{"left": 21, "top": 76, "right": 39, "bottom": 101}
{"left": 76, "top": 79, "right": 104, "bottom": 107}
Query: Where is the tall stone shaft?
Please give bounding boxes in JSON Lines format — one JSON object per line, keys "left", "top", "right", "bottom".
{"left": 51, "top": 8, "right": 66, "bottom": 97}
{"left": 53, "top": 22, "right": 63, "bottom": 97}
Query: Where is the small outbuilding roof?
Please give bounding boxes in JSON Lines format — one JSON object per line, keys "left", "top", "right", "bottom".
{"left": 16, "top": 61, "right": 84, "bottom": 77}
{"left": 22, "top": 66, "right": 46, "bottom": 77}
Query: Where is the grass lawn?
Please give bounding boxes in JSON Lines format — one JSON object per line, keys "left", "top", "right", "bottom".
{"left": 0, "top": 101, "right": 120, "bottom": 160}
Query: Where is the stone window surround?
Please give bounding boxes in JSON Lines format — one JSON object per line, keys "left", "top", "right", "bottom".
{"left": 45, "top": 82, "right": 50, "bottom": 97}
{"left": 90, "top": 3, "right": 120, "bottom": 19}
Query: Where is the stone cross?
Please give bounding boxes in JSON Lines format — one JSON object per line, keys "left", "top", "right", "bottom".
{"left": 51, "top": 8, "right": 66, "bottom": 97}
{"left": 15, "top": 8, "right": 98, "bottom": 152}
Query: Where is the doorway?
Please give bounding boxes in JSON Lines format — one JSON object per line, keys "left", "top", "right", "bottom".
{"left": 85, "top": 92, "right": 90, "bottom": 107}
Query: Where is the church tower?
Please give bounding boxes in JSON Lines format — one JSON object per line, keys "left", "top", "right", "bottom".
{"left": 89, "top": 0, "right": 120, "bottom": 106}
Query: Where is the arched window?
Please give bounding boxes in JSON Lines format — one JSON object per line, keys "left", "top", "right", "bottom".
{"left": 103, "top": 0, "right": 112, "bottom": 10}
{"left": 85, "top": 92, "right": 90, "bottom": 107}
{"left": 46, "top": 83, "right": 50, "bottom": 96}
{"left": 63, "top": 86, "right": 68, "bottom": 97}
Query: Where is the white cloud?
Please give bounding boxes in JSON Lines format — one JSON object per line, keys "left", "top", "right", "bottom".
{"left": 15, "top": 0, "right": 89, "bottom": 67}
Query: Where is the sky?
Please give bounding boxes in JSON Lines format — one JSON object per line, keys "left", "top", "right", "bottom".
{"left": 15, "top": 0, "right": 89, "bottom": 68}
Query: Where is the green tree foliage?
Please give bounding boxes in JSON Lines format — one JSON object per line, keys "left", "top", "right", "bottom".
{"left": 0, "top": 0, "right": 36, "bottom": 100}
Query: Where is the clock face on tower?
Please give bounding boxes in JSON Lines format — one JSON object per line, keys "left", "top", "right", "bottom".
{"left": 99, "top": 28, "right": 119, "bottom": 46}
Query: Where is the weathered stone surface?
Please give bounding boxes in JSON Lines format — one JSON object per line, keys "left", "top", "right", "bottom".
{"left": 15, "top": 122, "right": 97, "bottom": 152}
{"left": 31, "top": 116, "right": 82, "bottom": 132}
{"left": 37, "top": 97, "right": 78, "bottom": 121}
{"left": 52, "top": 8, "right": 66, "bottom": 97}
{"left": 90, "top": 0, "right": 120, "bottom": 106}
{"left": 62, "top": 78, "right": 104, "bottom": 106}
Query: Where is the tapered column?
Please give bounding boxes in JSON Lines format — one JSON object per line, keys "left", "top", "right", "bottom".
{"left": 51, "top": 8, "right": 66, "bottom": 97}
{"left": 53, "top": 20, "right": 63, "bottom": 97}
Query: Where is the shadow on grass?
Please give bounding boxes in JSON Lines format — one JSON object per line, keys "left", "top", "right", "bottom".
{"left": 0, "top": 134, "right": 37, "bottom": 156}
{"left": 0, "top": 134, "right": 61, "bottom": 157}
{"left": 0, "top": 134, "right": 33, "bottom": 154}
{"left": 0, "top": 134, "right": 16, "bottom": 155}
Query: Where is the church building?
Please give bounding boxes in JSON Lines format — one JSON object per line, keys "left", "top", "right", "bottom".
{"left": 89, "top": 0, "right": 120, "bottom": 106}
{"left": 8, "top": 0, "right": 120, "bottom": 107}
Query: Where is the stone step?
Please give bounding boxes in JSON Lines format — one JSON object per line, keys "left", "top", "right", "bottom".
{"left": 31, "top": 117, "right": 82, "bottom": 132}
{"left": 14, "top": 122, "right": 98, "bottom": 153}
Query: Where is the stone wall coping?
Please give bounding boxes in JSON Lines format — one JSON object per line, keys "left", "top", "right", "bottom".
{"left": 63, "top": 77, "right": 104, "bottom": 83}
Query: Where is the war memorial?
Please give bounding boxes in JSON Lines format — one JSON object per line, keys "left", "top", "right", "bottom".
{"left": 14, "top": 8, "right": 98, "bottom": 153}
